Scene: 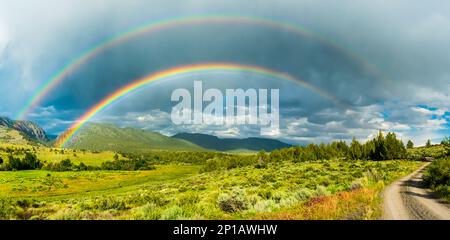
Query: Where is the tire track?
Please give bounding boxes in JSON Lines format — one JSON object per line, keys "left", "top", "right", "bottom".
{"left": 383, "top": 162, "right": 450, "bottom": 220}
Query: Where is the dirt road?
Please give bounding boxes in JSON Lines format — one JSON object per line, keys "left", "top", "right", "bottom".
{"left": 383, "top": 162, "right": 450, "bottom": 220}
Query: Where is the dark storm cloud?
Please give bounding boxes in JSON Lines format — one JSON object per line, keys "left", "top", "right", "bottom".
{"left": 0, "top": 0, "right": 449, "bottom": 145}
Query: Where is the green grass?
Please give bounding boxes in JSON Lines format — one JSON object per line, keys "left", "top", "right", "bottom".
{"left": 0, "top": 165, "right": 200, "bottom": 199}
{"left": 0, "top": 140, "right": 425, "bottom": 220}
{"left": 0, "top": 159, "right": 422, "bottom": 220}
{"left": 0, "top": 143, "right": 124, "bottom": 166}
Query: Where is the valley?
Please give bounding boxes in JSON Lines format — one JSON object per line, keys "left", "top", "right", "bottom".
{"left": 0, "top": 118, "right": 449, "bottom": 220}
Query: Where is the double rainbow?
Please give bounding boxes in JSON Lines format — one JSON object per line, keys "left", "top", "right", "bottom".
{"left": 55, "top": 63, "right": 345, "bottom": 148}
{"left": 17, "top": 15, "right": 380, "bottom": 120}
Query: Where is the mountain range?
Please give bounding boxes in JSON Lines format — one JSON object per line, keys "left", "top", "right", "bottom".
{"left": 58, "top": 123, "right": 205, "bottom": 153}
{"left": 172, "top": 132, "right": 291, "bottom": 152}
{"left": 0, "top": 117, "right": 291, "bottom": 152}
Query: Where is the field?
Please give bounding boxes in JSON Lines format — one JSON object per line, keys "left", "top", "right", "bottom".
{"left": 0, "top": 143, "right": 125, "bottom": 166}
{"left": 0, "top": 156, "right": 421, "bottom": 220}
{"left": 0, "top": 165, "right": 199, "bottom": 199}
{"left": 0, "top": 134, "right": 430, "bottom": 220}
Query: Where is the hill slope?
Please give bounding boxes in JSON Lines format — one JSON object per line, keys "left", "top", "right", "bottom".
{"left": 0, "top": 125, "right": 36, "bottom": 145}
{"left": 0, "top": 116, "right": 48, "bottom": 142}
{"left": 59, "top": 123, "right": 205, "bottom": 153}
{"left": 172, "top": 133, "right": 291, "bottom": 152}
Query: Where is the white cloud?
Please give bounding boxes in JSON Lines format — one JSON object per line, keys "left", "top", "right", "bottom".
{"left": 411, "top": 106, "right": 447, "bottom": 117}
{"left": 28, "top": 105, "right": 57, "bottom": 118}
{"left": 214, "top": 127, "right": 240, "bottom": 138}
{"left": 0, "top": 19, "right": 9, "bottom": 62}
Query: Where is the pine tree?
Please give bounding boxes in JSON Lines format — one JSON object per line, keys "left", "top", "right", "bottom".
{"left": 407, "top": 140, "right": 414, "bottom": 149}
{"left": 349, "top": 138, "right": 363, "bottom": 160}
{"left": 426, "top": 139, "right": 432, "bottom": 148}
{"left": 372, "top": 131, "right": 387, "bottom": 160}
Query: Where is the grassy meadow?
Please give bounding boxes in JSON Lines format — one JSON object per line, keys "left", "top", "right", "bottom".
{"left": 0, "top": 142, "right": 422, "bottom": 219}
{"left": 1, "top": 133, "right": 445, "bottom": 220}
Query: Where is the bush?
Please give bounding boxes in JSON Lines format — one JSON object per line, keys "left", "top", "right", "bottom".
{"left": 133, "top": 203, "right": 161, "bottom": 220}
{"left": 0, "top": 199, "right": 17, "bottom": 219}
{"left": 423, "top": 158, "right": 450, "bottom": 199}
{"left": 160, "top": 206, "right": 185, "bottom": 220}
{"left": 200, "top": 155, "right": 256, "bottom": 173}
{"left": 217, "top": 189, "right": 250, "bottom": 213}
{"left": 100, "top": 158, "right": 156, "bottom": 171}
{"left": 44, "top": 159, "right": 93, "bottom": 172}
{"left": 3, "top": 153, "right": 42, "bottom": 171}
{"left": 293, "top": 188, "right": 313, "bottom": 201}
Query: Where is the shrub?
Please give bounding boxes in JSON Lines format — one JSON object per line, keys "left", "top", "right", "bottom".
{"left": 293, "top": 188, "right": 313, "bottom": 201}
{"left": 80, "top": 197, "right": 128, "bottom": 211}
{"left": 423, "top": 158, "right": 450, "bottom": 199}
{"left": 44, "top": 159, "right": 91, "bottom": 171}
{"left": 314, "top": 185, "right": 330, "bottom": 197}
{"left": 133, "top": 203, "right": 161, "bottom": 220}
{"left": 0, "top": 199, "right": 17, "bottom": 219}
{"left": 160, "top": 206, "right": 185, "bottom": 220}
{"left": 217, "top": 189, "right": 250, "bottom": 213}
{"left": 3, "top": 153, "right": 42, "bottom": 171}
{"left": 258, "top": 189, "right": 273, "bottom": 200}
{"left": 100, "top": 158, "right": 156, "bottom": 171}
{"left": 200, "top": 156, "right": 256, "bottom": 173}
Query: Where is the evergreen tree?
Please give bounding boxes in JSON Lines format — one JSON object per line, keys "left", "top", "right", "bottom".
{"left": 426, "top": 139, "right": 432, "bottom": 148}
{"left": 385, "top": 132, "right": 406, "bottom": 159}
{"left": 349, "top": 138, "right": 363, "bottom": 160}
{"left": 7, "top": 155, "right": 22, "bottom": 170}
{"left": 407, "top": 140, "right": 414, "bottom": 149}
{"left": 371, "top": 131, "right": 387, "bottom": 160}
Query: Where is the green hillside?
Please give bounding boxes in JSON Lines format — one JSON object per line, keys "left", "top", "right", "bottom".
{"left": 59, "top": 123, "right": 205, "bottom": 153}
{"left": 0, "top": 125, "right": 37, "bottom": 146}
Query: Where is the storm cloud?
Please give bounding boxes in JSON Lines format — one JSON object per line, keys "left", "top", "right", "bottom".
{"left": 0, "top": 0, "right": 449, "bottom": 145}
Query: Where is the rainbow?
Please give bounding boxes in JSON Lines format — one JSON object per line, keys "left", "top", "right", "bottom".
{"left": 55, "top": 63, "right": 345, "bottom": 148}
{"left": 17, "top": 14, "right": 382, "bottom": 120}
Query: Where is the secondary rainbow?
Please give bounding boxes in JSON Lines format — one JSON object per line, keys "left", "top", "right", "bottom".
{"left": 17, "top": 14, "right": 382, "bottom": 120}
{"left": 55, "top": 63, "right": 344, "bottom": 148}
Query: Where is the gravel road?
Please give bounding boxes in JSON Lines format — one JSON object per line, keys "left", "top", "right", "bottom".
{"left": 383, "top": 162, "right": 450, "bottom": 220}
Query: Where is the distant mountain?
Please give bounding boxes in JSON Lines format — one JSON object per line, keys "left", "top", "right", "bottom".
{"left": 172, "top": 133, "right": 291, "bottom": 152}
{"left": 58, "top": 123, "right": 205, "bottom": 153}
{"left": 0, "top": 116, "right": 48, "bottom": 142}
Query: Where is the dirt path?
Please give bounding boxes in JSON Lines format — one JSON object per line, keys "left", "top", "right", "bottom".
{"left": 383, "top": 162, "right": 450, "bottom": 220}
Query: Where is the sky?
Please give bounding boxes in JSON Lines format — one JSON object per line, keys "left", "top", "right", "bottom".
{"left": 0, "top": 0, "right": 449, "bottom": 146}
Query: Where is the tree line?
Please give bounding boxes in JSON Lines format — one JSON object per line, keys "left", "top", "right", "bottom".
{"left": 257, "top": 131, "right": 408, "bottom": 164}
{"left": 1, "top": 131, "right": 448, "bottom": 172}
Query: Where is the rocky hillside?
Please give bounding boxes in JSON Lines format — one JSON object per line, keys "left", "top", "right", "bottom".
{"left": 0, "top": 125, "right": 35, "bottom": 145}
{"left": 0, "top": 116, "right": 48, "bottom": 142}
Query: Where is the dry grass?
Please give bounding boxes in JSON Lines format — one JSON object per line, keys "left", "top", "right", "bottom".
{"left": 253, "top": 185, "right": 383, "bottom": 220}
